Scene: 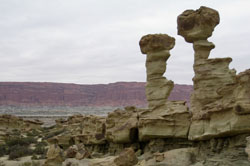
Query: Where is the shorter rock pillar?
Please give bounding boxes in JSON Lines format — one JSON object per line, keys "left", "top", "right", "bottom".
{"left": 139, "top": 34, "right": 175, "bottom": 109}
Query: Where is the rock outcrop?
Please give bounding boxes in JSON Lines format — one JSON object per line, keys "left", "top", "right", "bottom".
{"left": 0, "top": 114, "right": 43, "bottom": 131}
{"left": 178, "top": 6, "right": 250, "bottom": 141}
{"left": 106, "top": 106, "right": 140, "bottom": 143}
{"left": 138, "top": 101, "right": 190, "bottom": 141}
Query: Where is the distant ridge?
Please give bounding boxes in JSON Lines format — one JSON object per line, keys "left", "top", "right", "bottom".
{"left": 0, "top": 82, "right": 192, "bottom": 107}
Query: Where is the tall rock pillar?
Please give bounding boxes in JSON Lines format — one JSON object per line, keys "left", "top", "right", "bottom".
{"left": 178, "top": 6, "right": 250, "bottom": 140}
{"left": 177, "top": 6, "right": 223, "bottom": 116}
{"left": 139, "top": 34, "right": 175, "bottom": 109}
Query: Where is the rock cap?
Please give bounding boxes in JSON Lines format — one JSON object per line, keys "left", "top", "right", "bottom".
{"left": 139, "top": 34, "right": 175, "bottom": 54}
{"left": 177, "top": 6, "right": 220, "bottom": 43}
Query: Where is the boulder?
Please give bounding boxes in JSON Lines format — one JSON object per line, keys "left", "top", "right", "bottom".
{"left": 44, "top": 144, "right": 65, "bottom": 166}
{"left": 114, "top": 148, "right": 138, "bottom": 166}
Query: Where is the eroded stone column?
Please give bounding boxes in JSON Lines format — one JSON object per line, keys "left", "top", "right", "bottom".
{"left": 139, "top": 34, "right": 175, "bottom": 109}
{"left": 177, "top": 6, "right": 222, "bottom": 116}
{"left": 177, "top": 6, "right": 248, "bottom": 141}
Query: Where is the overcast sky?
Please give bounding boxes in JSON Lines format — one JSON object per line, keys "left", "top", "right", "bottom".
{"left": 0, "top": 0, "right": 249, "bottom": 85}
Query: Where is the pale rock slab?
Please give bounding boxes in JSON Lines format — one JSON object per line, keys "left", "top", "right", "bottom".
{"left": 138, "top": 101, "right": 191, "bottom": 141}
{"left": 136, "top": 148, "right": 197, "bottom": 166}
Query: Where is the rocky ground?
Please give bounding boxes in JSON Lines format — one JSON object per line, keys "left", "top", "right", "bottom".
{"left": 1, "top": 111, "right": 250, "bottom": 166}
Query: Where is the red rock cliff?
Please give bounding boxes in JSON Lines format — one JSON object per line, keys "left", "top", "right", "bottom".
{"left": 0, "top": 82, "right": 192, "bottom": 107}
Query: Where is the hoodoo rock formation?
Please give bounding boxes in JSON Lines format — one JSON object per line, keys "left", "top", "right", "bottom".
{"left": 178, "top": 6, "right": 250, "bottom": 141}
{"left": 2, "top": 6, "right": 250, "bottom": 166}
{"left": 138, "top": 34, "right": 191, "bottom": 141}
{"left": 139, "top": 34, "right": 175, "bottom": 109}
{"left": 42, "top": 6, "right": 250, "bottom": 166}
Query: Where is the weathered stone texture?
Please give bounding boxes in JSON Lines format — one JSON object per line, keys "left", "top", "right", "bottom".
{"left": 139, "top": 34, "right": 175, "bottom": 109}
{"left": 177, "top": 6, "right": 219, "bottom": 43}
{"left": 139, "top": 34, "right": 175, "bottom": 54}
{"left": 106, "top": 106, "right": 140, "bottom": 143}
{"left": 178, "top": 6, "right": 250, "bottom": 140}
{"left": 138, "top": 101, "right": 190, "bottom": 141}
{"left": 44, "top": 144, "right": 65, "bottom": 166}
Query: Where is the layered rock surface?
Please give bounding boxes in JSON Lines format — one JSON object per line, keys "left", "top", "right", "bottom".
{"left": 138, "top": 34, "right": 191, "bottom": 140}
{"left": 178, "top": 6, "right": 250, "bottom": 140}
{"left": 106, "top": 106, "right": 140, "bottom": 143}
{"left": 138, "top": 101, "right": 191, "bottom": 141}
{"left": 139, "top": 34, "right": 175, "bottom": 109}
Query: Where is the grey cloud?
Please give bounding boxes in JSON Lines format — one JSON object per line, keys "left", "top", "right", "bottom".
{"left": 0, "top": 0, "right": 249, "bottom": 84}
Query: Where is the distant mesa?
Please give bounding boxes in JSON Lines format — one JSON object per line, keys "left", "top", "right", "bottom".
{"left": 0, "top": 82, "right": 192, "bottom": 108}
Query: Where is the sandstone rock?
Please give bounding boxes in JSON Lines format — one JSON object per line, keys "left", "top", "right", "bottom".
{"left": 139, "top": 34, "right": 175, "bottom": 109}
{"left": 63, "top": 158, "right": 91, "bottom": 166}
{"left": 44, "top": 144, "right": 65, "bottom": 166}
{"left": 177, "top": 6, "right": 219, "bottom": 43}
{"left": 106, "top": 106, "right": 140, "bottom": 143}
{"left": 138, "top": 34, "right": 191, "bottom": 141}
{"left": 57, "top": 132, "right": 73, "bottom": 149}
{"left": 114, "top": 148, "right": 138, "bottom": 166}
{"left": 136, "top": 148, "right": 197, "bottom": 166}
{"left": 65, "top": 145, "right": 78, "bottom": 158}
{"left": 139, "top": 34, "right": 175, "bottom": 54}
{"left": 143, "top": 139, "right": 165, "bottom": 153}
{"left": 75, "top": 149, "right": 91, "bottom": 160}
{"left": 89, "top": 156, "right": 117, "bottom": 166}
{"left": 178, "top": 6, "right": 250, "bottom": 141}
{"left": 74, "top": 143, "right": 91, "bottom": 160}
{"left": 0, "top": 114, "right": 43, "bottom": 131}
{"left": 245, "top": 136, "right": 250, "bottom": 161}
{"left": 138, "top": 101, "right": 191, "bottom": 141}
{"left": 108, "top": 142, "right": 125, "bottom": 155}
{"left": 234, "top": 69, "right": 250, "bottom": 115}
{"left": 59, "top": 115, "right": 106, "bottom": 145}
{"left": 73, "top": 115, "right": 106, "bottom": 145}
{"left": 154, "top": 152, "right": 164, "bottom": 162}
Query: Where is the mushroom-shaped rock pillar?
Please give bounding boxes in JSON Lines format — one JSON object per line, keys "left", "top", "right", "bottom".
{"left": 177, "top": 6, "right": 249, "bottom": 141}
{"left": 177, "top": 6, "right": 222, "bottom": 117}
{"left": 177, "top": 6, "right": 219, "bottom": 62}
{"left": 139, "top": 34, "right": 175, "bottom": 109}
